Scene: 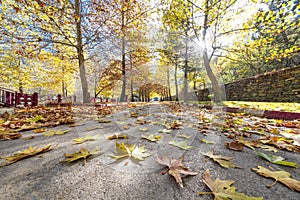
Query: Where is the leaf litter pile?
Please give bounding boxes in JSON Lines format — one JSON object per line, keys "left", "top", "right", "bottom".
{"left": 1, "top": 102, "right": 300, "bottom": 199}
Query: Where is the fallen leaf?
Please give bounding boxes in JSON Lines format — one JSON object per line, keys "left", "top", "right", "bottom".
{"left": 34, "top": 128, "right": 47, "bottom": 133}
{"left": 142, "top": 134, "right": 162, "bottom": 142}
{"left": 24, "top": 135, "right": 35, "bottom": 140}
{"left": 252, "top": 166, "right": 300, "bottom": 192}
{"left": 85, "top": 126, "right": 103, "bottom": 131}
{"left": 69, "top": 123, "right": 84, "bottom": 127}
{"left": 170, "top": 121, "right": 182, "bottom": 129}
{"left": 98, "top": 119, "right": 111, "bottom": 123}
{"left": 201, "top": 151, "right": 240, "bottom": 168}
{"left": 0, "top": 131, "right": 22, "bottom": 140}
{"left": 199, "top": 169, "right": 263, "bottom": 199}
{"left": 224, "top": 140, "right": 244, "bottom": 151}
{"left": 139, "top": 127, "right": 148, "bottom": 132}
{"left": 156, "top": 155, "right": 198, "bottom": 188}
{"left": 200, "top": 139, "right": 215, "bottom": 144}
{"left": 110, "top": 141, "right": 151, "bottom": 160}
{"left": 64, "top": 146, "right": 98, "bottom": 165}
{"left": 159, "top": 129, "right": 171, "bottom": 134}
{"left": 73, "top": 135, "right": 100, "bottom": 144}
{"left": 169, "top": 140, "right": 193, "bottom": 150}
{"left": 107, "top": 133, "right": 128, "bottom": 140}
{"left": 44, "top": 129, "right": 71, "bottom": 136}
{"left": 256, "top": 151, "right": 298, "bottom": 168}
{"left": 26, "top": 115, "right": 43, "bottom": 123}
{"left": 177, "top": 133, "right": 191, "bottom": 139}
{"left": 0, "top": 144, "right": 52, "bottom": 167}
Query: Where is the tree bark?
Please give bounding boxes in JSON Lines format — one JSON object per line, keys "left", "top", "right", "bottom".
{"left": 120, "top": 9, "right": 126, "bottom": 102}
{"left": 75, "top": 0, "right": 89, "bottom": 103}
{"left": 174, "top": 62, "right": 179, "bottom": 102}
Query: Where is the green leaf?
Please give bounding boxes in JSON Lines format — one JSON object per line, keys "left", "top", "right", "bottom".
{"left": 256, "top": 151, "right": 298, "bottom": 168}
{"left": 169, "top": 140, "right": 193, "bottom": 150}
{"left": 142, "top": 134, "right": 162, "bottom": 142}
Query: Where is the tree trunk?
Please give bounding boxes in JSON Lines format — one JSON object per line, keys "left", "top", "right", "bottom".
{"left": 174, "top": 63, "right": 179, "bottom": 102}
{"left": 183, "top": 33, "right": 188, "bottom": 102}
{"left": 130, "top": 55, "right": 134, "bottom": 102}
{"left": 203, "top": 50, "right": 223, "bottom": 103}
{"left": 120, "top": 9, "right": 126, "bottom": 102}
{"left": 75, "top": 0, "right": 89, "bottom": 103}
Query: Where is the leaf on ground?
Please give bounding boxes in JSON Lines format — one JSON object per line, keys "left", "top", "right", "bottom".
{"left": 177, "top": 133, "right": 191, "bottom": 139}
{"left": 64, "top": 146, "right": 98, "bottom": 165}
{"left": 252, "top": 166, "right": 300, "bottom": 192}
{"left": 110, "top": 141, "right": 151, "bottom": 160}
{"left": 139, "top": 127, "right": 148, "bottom": 132}
{"left": 69, "top": 123, "right": 84, "bottom": 127}
{"left": 142, "top": 134, "right": 162, "bottom": 142}
{"left": 26, "top": 115, "right": 43, "bottom": 123}
{"left": 170, "top": 121, "right": 182, "bottom": 129}
{"left": 44, "top": 129, "right": 71, "bottom": 136}
{"left": 169, "top": 140, "right": 193, "bottom": 150}
{"left": 107, "top": 133, "right": 128, "bottom": 140}
{"left": 201, "top": 138, "right": 215, "bottom": 144}
{"left": 73, "top": 135, "right": 100, "bottom": 144}
{"left": 224, "top": 140, "right": 244, "bottom": 151}
{"left": 85, "top": 126, "right": 103, "bottom": 131}
{"left": 259, "top": 136, "right": 300, "bottom": 152}
{"left": 199, "top": 169, "right": 263, "bottom": 199}
{"left": 0, "top": 131, "right": 22, "bottom": 140}
{"left": 201, "top": 151, "right": 240, "bottom": 168}
{"left": 0, "top": 144, "right": 52, "bottom": 167}
{"left": 98, "top": 119, "right": 111, "bottom": 123}
{"left": 156, "top": 155, "right": 198, "bottom": 188}
{"left": 34, "top": 128, "right": 47, "bottom": 133}
{"left": 236, "top": 138, "right": 278, "bottom": 152}
{"left": 159, "top": 129, "right": 171, "bottom": 134}
{"left": 256, "top": 151, "right": 298, "bottom": 168}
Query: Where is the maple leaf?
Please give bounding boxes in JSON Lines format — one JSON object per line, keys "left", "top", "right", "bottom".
{"left": 142, "top": 134, "right": 162, "bottom": 142}
{"left": 64, "top": 147, "right": 98, "bottom": 165}
{"left": 169, "top": 140, "right": 193, "bottom": 150}
{"left": 43, "top": 129, "right": 71, "bottom": 136}
{"left": 73, "top": 135, "right": 100, "bottom": 144}
{"left": 224, "top": 140, "right": 244, "bottom": 151}
{"left": 0, "top": 130, "right": 22, "bottom": 140}
{"left": 201, "top": 151, "right": 240, "bottom": 169}
{"left": 98, "top": 119, "right": 111, "bottom": 123}
{"left": 0, "top": 144, "right": 52, "bottom": 167}
{"left": 252, "top": 166, "right": 300, "bottom": 192}
{"left": 199, "top": 169, "right": 263, "bottom": 199}
{"left": 34, "top": 128, "right": 47, "bottom": 133}
{"left": 256, "top": 151, "right": 298, "bottom": 168}
{"left": 110, "top": 141, "right": 151, "bottom": 160}
{"left": 107, "top": 133, "right": 128, "bottom": 140}
{"left": 156, "top": 155, "right": 198, "bottom": 188}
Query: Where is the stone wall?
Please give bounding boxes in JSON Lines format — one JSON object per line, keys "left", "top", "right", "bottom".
{"left": 195, "top": 66, "right": 300, "bottom": 102}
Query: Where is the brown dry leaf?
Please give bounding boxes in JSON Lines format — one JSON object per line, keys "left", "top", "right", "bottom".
{"left": 0, "top": 130, "right": 22, "bottom": 140}
{"left": 34, "top": 128, "right": 47, "bottom": 133}
{"left": 252, "top": 166, "right": 300, "bottom": 192}
{"left": 224, "top": 140, "right": 244, "bottom": 151}
{"left": 259, "top": 136, "right": 300, "bottom": 152}
{"left": 156, "top": 155, "right": 198, "bottom": 188}
{"left": 0, "top": 144, "right": 52, "bottom": 167}
{"left": 107, "top": 133, "right": 128, "bottom": 140}
{"left": 170, "top": 121, "right": 182, "bottom": 129}
{"left": 201, "top": 151, "right": 240, "bottom": 168}
{"left": 199, "top": 169, "right": 263, "bottom": 199}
